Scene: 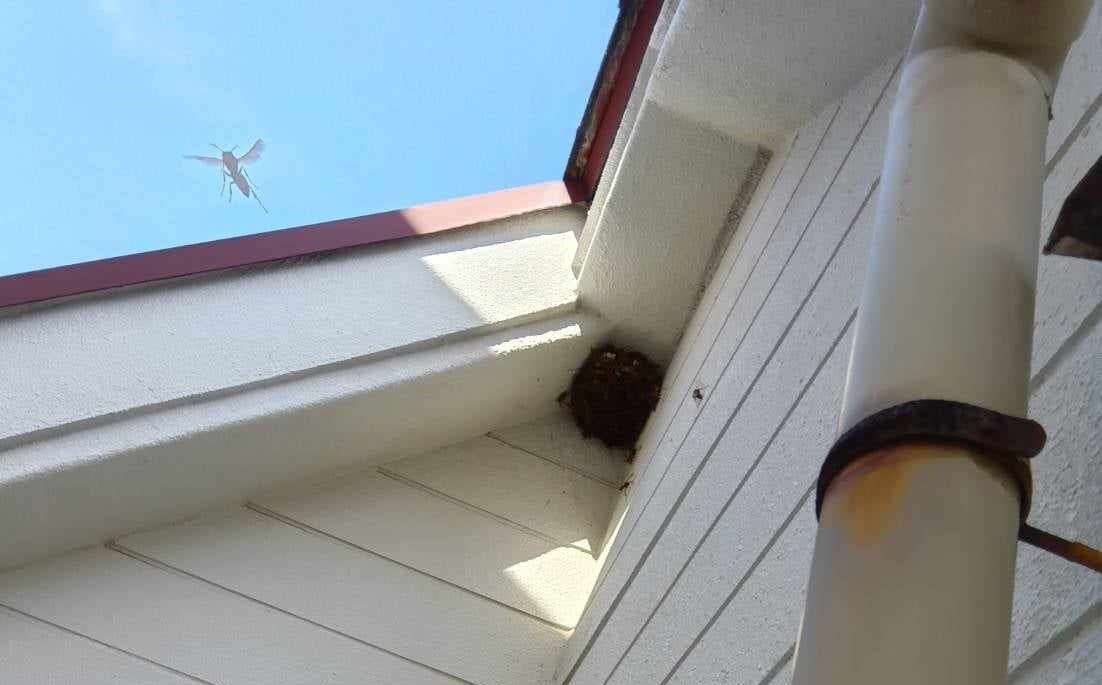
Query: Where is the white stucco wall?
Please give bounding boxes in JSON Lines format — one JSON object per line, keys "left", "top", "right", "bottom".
{"left": 559, "top": 6, "right": 1102, "bottom": 683}
{"left": 647, "top": 0, "right": 917, "bottom": 147}
{"left": 576, "top": 101, "right": 758, "bottom": 364}
{"left": 574, "top": 0, "right": 918, "bottom": 369}
{"left": 0, "top": 311, "right": 610, "bottom": 570}
{"left": 573, "top": 0, "right": 681, "bottom": 276}
{"left": 0, "top": 205, "right": 582, "bottom": 444}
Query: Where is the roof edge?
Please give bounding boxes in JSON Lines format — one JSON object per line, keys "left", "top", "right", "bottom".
{"left": 0, "top": 179, "right": 586, "bottom": 310}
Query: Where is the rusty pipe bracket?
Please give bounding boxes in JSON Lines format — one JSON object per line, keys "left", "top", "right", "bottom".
{"left": 815, "top": 399, "right": 1045, "bottom": 520}
{"left": 815, "top": 399, "right": 1102, "bottom": 575}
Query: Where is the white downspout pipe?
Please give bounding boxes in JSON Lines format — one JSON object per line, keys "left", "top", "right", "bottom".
{"left": 791, "top": 3, "right": 1094, "bottom": 684}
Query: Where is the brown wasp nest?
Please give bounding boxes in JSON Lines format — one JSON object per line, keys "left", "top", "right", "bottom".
{"left": 561, "top": 344, "right": 663, "bottom": 450}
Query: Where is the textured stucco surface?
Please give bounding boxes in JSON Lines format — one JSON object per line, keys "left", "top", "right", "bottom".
{"left": 574, "top": 0, "right": 913, "bottom": 368}
{"left": 573, "top": 0, "right": 681, "bottom": 276}
{"left": 648, "top": 0, "right": 917, "bottom": 147}
{"left": 0, "top": 205, "right": 582, "bottom": 443}
{"left": 577, "top": 101, "right": 758, "bottom": 363}
{"left": 0, "top": 202, "right": 601, "bottom": 570}
{"left": 0, "top": 312, "right": 609, "bottom": 570}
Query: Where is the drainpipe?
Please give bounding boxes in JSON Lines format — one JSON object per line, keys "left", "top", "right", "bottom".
{"left": 791, "top": 3, "right": 1094, "bottom": 684}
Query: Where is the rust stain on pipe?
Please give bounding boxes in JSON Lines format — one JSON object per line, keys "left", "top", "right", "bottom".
{"left": 825, "top": 442, "right": 1018, "bottom": 546}
{"left": 827, "top": 446, "right": 917, "bottom": 545}
{"left": 823, "top": 442, "right": 1102, "bottom": 574}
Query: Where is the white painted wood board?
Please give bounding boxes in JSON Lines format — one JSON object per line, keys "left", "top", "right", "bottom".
{"left": 489, "top": 410, "right": 629, "bottom": 488}
{"left": 0, "top": 607, "right": 199, "bottom": 685}
{"left": 384, "top": 436, "right": 616, "bottom": 553}
{"left": 254, "top": 467, "right": 597, "bottom": 628}
{"left": 0, "top": 547, "right": 461, "bottom": 685}
{"left": 118, "top": 508, "right": 564, "bottom": 685}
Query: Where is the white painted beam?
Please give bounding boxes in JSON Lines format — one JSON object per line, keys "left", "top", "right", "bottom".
{"left": 0, "top": 205, "right": 582, "bottom": 443}
{"left": 577, "top": 101, "right": 758, "bottom": 363}
{"left": 0, "top": 312, "right": 609, "bottom": 570}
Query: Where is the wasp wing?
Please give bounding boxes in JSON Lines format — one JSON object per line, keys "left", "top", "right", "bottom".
{"left": 184, "top": 155, "right": 224, "bottom": 167}
{"left": 238, "top": 138, "right": 264, "bottom": 164}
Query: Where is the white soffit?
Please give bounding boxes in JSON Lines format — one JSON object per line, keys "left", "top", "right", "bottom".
{"left": 649, "top": 0, "right": 917, "bottom": 147}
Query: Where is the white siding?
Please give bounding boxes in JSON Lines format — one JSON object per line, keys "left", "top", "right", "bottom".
{"left": 382, "top": 437, "right": 616, "bottom": 553}
{"left": 252, "top": 468, "right": 594, "bottom": 628}
{"left": 0, "top": 424, "right": 624, "bottom": 685}
{"left": 558, "top": 7, "right": 1102, "bottom": 683}
{"left": 0, "top": 548, "right": 462, "bottom": 685}
{"left": 490, "top": 412, "right": 631, "bottom": 488}
{"left": 0, "top": 607, "right": 200, "bottom": 685}
{"left": 1009, "top": 606, "right": 1102, "bottom": 685}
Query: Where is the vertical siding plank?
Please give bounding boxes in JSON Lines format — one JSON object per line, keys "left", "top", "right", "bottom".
{"left": 667, "top": 500, "right": 816, "bottom": 685}
{"left": 595, "top": 178, "right": 874, "bottom": 683}
{"left": 627, "top": 115, "right": 823, "bottom": 489}
{"left": 666, "top": 309, "right": 1102, "bottom": 684}
{"left": 644, "top": 137, "right": 792, "bottom": 461}
{"left": 562, "top": 58, "right": 897, "bottom": 685}
{"left": 1043, "top": 5, "right": 1101, "bottom": 164}
{"left": 624, "top": 110, "right": 825, "bottom": 488}
{"left": 557, "top": 87, "right": 840, "bottom": 684}
{"left": 606, "top": 327, "right": 855, "bottom": 684}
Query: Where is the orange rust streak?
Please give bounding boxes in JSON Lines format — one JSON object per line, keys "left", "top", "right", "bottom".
{"left": 825, "top": 443, "right": 999, "bottom": 546}
{"left": 829, "top": 445, "right": 917, "bottom": 546}
{"left": 1020, "top": 523, "right": 1102, "bottom": 574}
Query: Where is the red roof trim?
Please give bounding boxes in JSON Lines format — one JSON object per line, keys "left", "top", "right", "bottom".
{"left": 567, "top": 0, "right": 663, "bottom": 196}
{"left": 0, "top": 180, "right": 585, "bottom": 309}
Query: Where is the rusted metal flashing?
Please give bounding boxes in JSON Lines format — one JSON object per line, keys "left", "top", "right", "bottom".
{"left": 564, "top": 0, "right": 663, "bottom": 197}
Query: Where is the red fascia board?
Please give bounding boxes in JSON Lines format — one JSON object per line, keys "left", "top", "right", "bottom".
{"left": 574, "top": 0, "right": 663, "bottom": 196}
{"left": 0, "top": 179, "right": 586, "bottom": 309}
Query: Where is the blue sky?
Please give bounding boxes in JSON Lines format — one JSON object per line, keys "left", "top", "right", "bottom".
{"left": 0, "top": 1, "right": 617, "bottom": 276}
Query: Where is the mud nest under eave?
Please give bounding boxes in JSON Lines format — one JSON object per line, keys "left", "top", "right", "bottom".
{"left": 562, "top": 344, "right": 663, "bottom": 450}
